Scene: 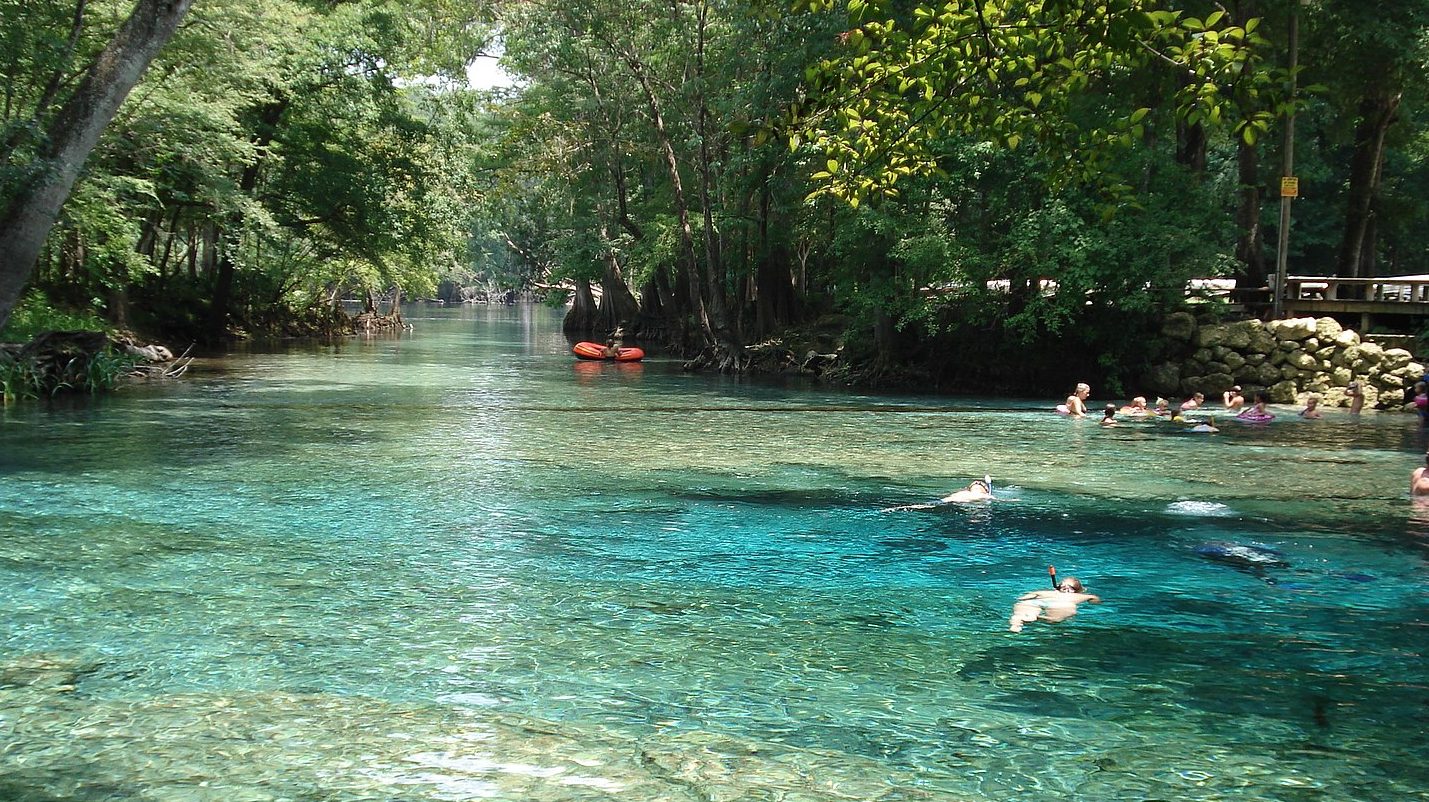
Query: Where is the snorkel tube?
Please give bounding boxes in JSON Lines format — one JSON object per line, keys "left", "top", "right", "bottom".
{"left": 985, "top": 474, "right": 993, "bottom": 495}
{"left": 1048, "top": 565, "right": 1058, "bottom": 590}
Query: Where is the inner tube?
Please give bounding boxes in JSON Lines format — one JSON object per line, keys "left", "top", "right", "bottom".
{"left": 1236, "top": 410, "right": 1275, "bottom": 423}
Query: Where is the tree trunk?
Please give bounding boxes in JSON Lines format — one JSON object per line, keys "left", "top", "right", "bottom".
{"left": 209, "top": 100, "right": 286, "bottom": 340}
{"left": 563, "top": 278, "right": 598, "bottom": 336}
{"left": 620, "top": 49, "right": 716, "bottom": 350}
{"left": 1336, "top": 92, "right": 1400, "bottom": 277}
{"left": 1175, "top": 119, "right": 1207, "bottom": 173}
{"left": 754, "top": 179, "right": 797, "bottom": 339}
{"left": 692, "top": 0, "right": 732, "bottom": 347}
{"left": 0, "top": 0, "right": 196, "bottom": 332}
{"left": 595, "top": 226, "right": 640, "bottom": 334}
{"left": 1234, "top": 137, "right": 1266, "bottom": 287}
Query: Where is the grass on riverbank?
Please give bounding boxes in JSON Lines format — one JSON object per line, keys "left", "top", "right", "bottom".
{"left": 1, "top": 292, "right": 139, "bottom": 402}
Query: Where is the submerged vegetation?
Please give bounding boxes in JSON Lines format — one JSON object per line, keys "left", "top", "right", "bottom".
{"left": 0, "top": 0, "right": 1426, "bottom": 392}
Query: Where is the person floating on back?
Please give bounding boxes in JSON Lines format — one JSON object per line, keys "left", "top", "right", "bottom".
{"left": 1008, "top": 566, "right": 1102, "bottom": 633}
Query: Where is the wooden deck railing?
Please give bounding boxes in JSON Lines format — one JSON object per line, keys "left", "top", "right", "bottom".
{"left": 1284, "top": 275, "right": 1429, "bottom": 303}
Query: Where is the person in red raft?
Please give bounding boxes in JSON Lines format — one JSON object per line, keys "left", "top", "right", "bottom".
{"left": 602, "top": 338, "right": 621, "bottom": 358}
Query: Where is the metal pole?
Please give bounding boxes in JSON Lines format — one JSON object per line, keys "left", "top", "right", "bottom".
{"left": 1273, "top": 2, "right": 1301, "bottom": 319}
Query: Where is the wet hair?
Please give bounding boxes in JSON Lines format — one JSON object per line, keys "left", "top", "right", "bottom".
{"left": 1059, "top": 577, "right": 1084, "bottom": 592}
{"left": 1231, "top": 385, "right": 1242, "bottom": 393}
{"left": 969, "top": 479, "right": 990, "bottom": 493}
{"left": 1075, "top": 383, "right": 1090, "bottom": 394}
{"left": 1103, "top": 404, "right": 1116, "bottom": 419}
{"left": 1254, "top": 391, "right": 1270, "bottom": 403}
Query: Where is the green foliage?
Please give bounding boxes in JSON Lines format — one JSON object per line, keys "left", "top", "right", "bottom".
{"left": 792, "top": 0, "right": 1278, "bottom": 203}
{"left": 5, "top": 0, "right": 493, "bottom": 340}
{"left": 0, "top": 291, "right": 135, "bottom": 402}
{"left": 0, "top": 290, "right": 108, "bottom": 343}
{"left": 4, "top": 0, "right": 1428, "bottom": 391}
{"left": 0, "top": 354, "right": 42, "bottom": 402}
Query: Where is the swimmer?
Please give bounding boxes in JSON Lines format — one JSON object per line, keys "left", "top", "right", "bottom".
{"left": 1152, "top": 397, "right": 1172, "bottom": 417}
{"left": 1413, "top": 453, "right": 1429, "bottom": 497}
{"left": 882, "top": 477, "right": 1005, "bottom": 511}
{"left": 1224, "top": 385, "right": 1245, "bottom": 411}
{"left": 1180, "top": 392, "right": 1205, "bottom": 413}
{"left": 1237, "top": 391, "right": 1275, "bottom": 421}
{"left": 1061, "top": 383, "right": 1091, "bottom": 417}
{"left": 1189, "top": 417, "right": 1218, "bottom": 433}
{"left": 941, "top": 477, "right": 994, "bottom": 504}
{"left": 1119, "top": 396, "right": 1151, "bottom": 417}
{"left": 1100, "top": 404, "right": 1118, "bottom": 427}
{"left": 1346, "top": 381, "right": 1364, "bottom": 415}
{"left": 1008, "top": 566, "right": 1102, "bottom": 633}
{"left": 1298, "top": 393, "right": 1323, "bottom": 419}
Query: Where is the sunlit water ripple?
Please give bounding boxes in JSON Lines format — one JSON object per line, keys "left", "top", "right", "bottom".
{"left": 1, "top": 304, "right": 1426, "bottom": 801}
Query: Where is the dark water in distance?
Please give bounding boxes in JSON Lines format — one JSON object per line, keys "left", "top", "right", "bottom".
{"left": 1, "top": 303, "right": 1425, "bottom": 801}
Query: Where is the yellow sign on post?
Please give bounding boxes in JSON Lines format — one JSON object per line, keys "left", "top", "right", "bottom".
{"left": 1281, "top": 177, "right": 1299, "bottom": 198}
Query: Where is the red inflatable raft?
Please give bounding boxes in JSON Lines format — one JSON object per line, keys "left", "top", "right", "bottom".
{"left": 573, "top": 342, "right": 645, "bottom": 362}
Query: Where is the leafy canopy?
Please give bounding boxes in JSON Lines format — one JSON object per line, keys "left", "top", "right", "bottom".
{"left": 792, "top": 0, "right": 1275, "bottom": 203}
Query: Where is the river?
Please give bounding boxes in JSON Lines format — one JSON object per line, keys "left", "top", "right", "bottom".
{"left": 1, "top": 303, "right": 1425, "bottom": 801}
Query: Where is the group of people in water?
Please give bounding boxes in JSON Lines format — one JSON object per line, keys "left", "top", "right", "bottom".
{"left": 899, "top": 373, "right": 1429, "bottom": 632}
{"left": 946, "top": 378, "right": 1384, "bottom": 632}
{"left": 1058, "top": 381, "right": 1349, "bottom": 433}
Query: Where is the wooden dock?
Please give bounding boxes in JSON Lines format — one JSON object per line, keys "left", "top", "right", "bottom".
{"left": 1281, "top": 275, "right": 1429, "bottom": 331}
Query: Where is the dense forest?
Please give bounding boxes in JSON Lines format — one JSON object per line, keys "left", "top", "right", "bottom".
{"left": 2, "top": 0, "right": 1427, "bottom": 393}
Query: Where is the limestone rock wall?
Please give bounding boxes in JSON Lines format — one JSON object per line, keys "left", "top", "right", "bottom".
{"left": 1145, "top": 314, "right": 1423, "bottom": 410}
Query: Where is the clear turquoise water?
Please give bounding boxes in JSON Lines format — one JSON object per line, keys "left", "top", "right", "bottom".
{"left": 1, "top": 304, "right": 1426, "bottom": 802}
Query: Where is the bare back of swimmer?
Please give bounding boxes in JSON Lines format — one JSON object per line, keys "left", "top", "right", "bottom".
{"left": 1008, "top": 567, "right": 1101, "bottom": 632}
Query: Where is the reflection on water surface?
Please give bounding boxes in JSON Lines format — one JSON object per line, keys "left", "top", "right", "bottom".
{"left": 1, "top": 304, "right": 1425, "bottom": 801}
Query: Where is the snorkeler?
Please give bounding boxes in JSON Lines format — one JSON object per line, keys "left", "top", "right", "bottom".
{"left": 1008, "top": 566, "right": 1102, "bottom": 633}
{"left": 941, "top": 477, "right": 995, "bottom": 503}
{"left": 883, "top": 476, "right": 1006, "bottom": 511}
